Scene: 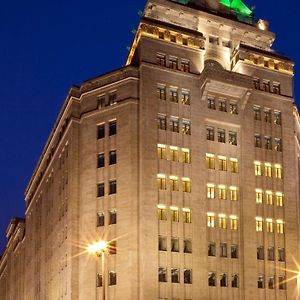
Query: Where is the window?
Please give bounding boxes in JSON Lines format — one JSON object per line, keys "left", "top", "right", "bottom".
{"left": 220, "top": 273, "right": 227, "bottom": 287}
{"left": 258, "top": 275, "right": 264, "bottom": 289}
{"left": 208, "top": 272, "right": 216, "bottom": 286}
{"left": 275, "top": 138, "right": 282, "bottom": 152}
{"left": 220, "top": 243, "right": 227, "bottom": 257}
{"left": 268, "top": 276, "right": 275, "bottom": 289}
{"left": 231, "top": 245, "right": 238, "bottom": 258}
{"left": 97, "top": 124, "right": 105, "bottom": 139}
{"left": 264, "top": 109, "right": 271, "bottom": 123}
{"left": 97, "top": 183, "right": 105, "bottom": 197}
{"left": 157, "top": 205, "right": 167, "bottom": 221}
{"left": 158, "top": 114, "right": 167, "bottom": 130}
{"left": 230, "top": 215, "right": 238, "bottom": 230}
{"left": 170, "top": 88, "right": 178, "bottom": 103}
{"left": 184, "top": 269, "right": 192, "bottom": 284}
{"left": 169, "top": 57, "right": 178, "bottom": 70}
{"left": 265, "top": 163, "right": 272, "bottom": 177}
{"left": 158, "top": 236, "right": 167, "bottom": 251}
{"left": 274, "top": 111, "right": 282, "bottom": 125}
{"left": 109, "top": 150, "right": 117, "bottom": 165}
{"left": 253, "top": 106, "right": 261, "bottom": 120}
{"left": 96, "top": 273, "right": 103, "bottom": 287}
{"left": 182, "top": 178, "right": 191, "bottom": 193}
{"left": 218, "top": 156, "right": 227, "bottom": 171}
{"left": 218, "top": 129, "right": 226, "bottom": 143}
{"left": 218, "top": 185, "right": 226, "bottom": 200}
{"left": 159, "top": 267, "right": 167, "bottom": 282}
{"left": 109, "top": 180, "right": 117, "bottom": 195}
{"left": 181, "top": 89, "right": 190, "bottom": 105}
{"left": 278, "top": 248, "right": 285, "bottom": 262}
{"left": 257, "top": 246, "right": 264, "bottom": 260}
{"left": 206, "top": 153, "right": 215, "bottom": 169}
{"left": 230, "top": 102, "right": 238, "bottom": 114}
{"left": 255, "top": 189, "right": 263, "bottom": 204}
{"left": 157, "top": 144, "right": 166, "bottom": 159}
{"left": 222, "top": 40, "right": 231, "bottom": 48}
{"left": 108, "top": 241, "right": 117, "bottom": 255}
{"left": 209, "top": 36, "right": 219, "bottom": 44}
{"left": 268, "top": 247, "right": 275, "bottom": 261}
{"left": 98, "top": 96, "right": 105, "bottom": 108}
{"left": 109, "top": 120, "right": 117, "bottom": 136}
{"left": 276, "top": 192, "right": 284, "bottom": 207}
{"left": 207, "top": 184, "right": 215, "bottom": 199}
{"left": 171, "top": 268, "right": 180, "bottom": 283}
{"left": 184, "top": 239, "right": 192, "bottom": 254}
{"left": 157, "top": 86, "right": 166, "bottom": 100}
{"left": 171, "top": 207, "right": 179, "bottom": 222}
{"left": 253, "top": 78, "right": 260, "bottom": 89}
{"left": 97, "top": 212, "right": 105, "bottom": 227}
{"left": 266, "top": 219, "right": 274, "bottom": 233}
{"left": 109, "top": 209, "right": 117, "bottom": 225}
{"left": 97, "top": 153, "right": 105, "bottom": 168}
{"left": 265, "top": 136, "right": 272, "bottom": 150}
{"left": 170, "top": 117, "right": 179, "bottom": 133}
{"left": 275, "top": 164, "right": 282, "bottom": 179}
{"left": 229, "top": 131, "right": 237, "bottom": 145}
{"left": 266, "top": 191, "right": 273, "bottom": 205}
{"left": 207, "top": 96, "right": 216, "bottom": 109}
{"left": 181, "top": 60, "right": 190, "bottom": 72}
{"left": 207, "top": 127, "right": 214, "bottom": 141}
{"left": 208, "top": 242, "right": 216, "bottom": 256}
{"left": 182, "top": 148, "right": 190, "bottom": 163}
{"left": 157, "top": 54, "right": 166, "bottom": 67}
{"left": 219, "top": 100, "right": 227, "bottom": 112}
{"left": 276, "top": 220, "right": 284, "bottom": 234}
{"left": 219, "top": 214, "right": 227, "bottom": 229}
{"left": 109, "top": 271, "right": 117, "bottom": 286}
{"left": 108, "top": 93, "right": 117, "bottom": 106}
{"left": 182, "top": 119, "right": 191, "bottom": 135}
{"left": 230, "top": 158, "right": 238, "bottom": 173}
{"left": 157, "top": 174, "right": 166, "bottom": 190}
{"left": 278, "top": 276, "right": 286, "bottom": 290}
{"left": 170, "top": 176, "right": 179, "bottom": 191}
{"left": 170, "top": 146, "right": 179, "bottom": 162}
{"left": 273, "top": 83, "right": 281, "bottom": 95}
{"left": 171, "top": 238, "right": 179, "bottom": 252}
{"left": 232, "top": 274, "right": 239, "bottom": 288}
{"left": 254, "top": 134, "right": 262, "bottom": 148}
{"left": 254, "top": 161, "right": 262, "bottom": 176}
{"left": 256, "top": 217, "right": 263, "bottom": 232}
{"left": 183, "top": 208, "right": 191, "bottom": 223}
{"left": 207, "top": 213, "right": 215, "bottom": 227}
{"left": 263, "top": 81, "right": 271, "bottom": 92}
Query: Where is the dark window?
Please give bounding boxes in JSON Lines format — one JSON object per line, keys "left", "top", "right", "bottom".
{"left": 229, "top": 132, "right": 237, "bottom": 145}
{"left": 157, "top": 54, "right": 166, "bottom": 67}
{"left": 109, "top": 271, "right": 117, "bottom": 286}
{"left": 158, "top": 115, "right": 167, "bottom": 130}
{"left": 254, "top": 106, "right": 261, "bottom": 120}
{"left": 208, "top": 272, "right": 216, "bottom": 286}
{"left": 207, "top": 127, "right": 214, "bottom": 141}
{"left": 109, "top": 120, "right": 117, "bottom": 136}
{"left": 184, "top": 269, "right": 192, "bottom": 284}
{"left": 97, "top": 124, "right": 105, "bottom": 139}
{"left": 275, "top": 138, "right": 282, "bottom": 152}
{"left": 159, "top": 267, "right": 167, "bottom": 282}
{"left": 98, "top": 96, "right": 105, "bottom": 108}
{"left": 171, "top": 238, "right": 179, "bottom": 252}
{"left": 109, "top": 93, "right": 117, "bottom": 106}
{"left": 263, "top": 81, "right": 270, "bottom": 92}
{"left": 218, "top": 129, "right": 226, "bottom": 143}
{"left": 170, "top": 118, "right": 179, "bottom": 133}
{"left": 268, "top": 247, "right": 275, "bottom": 261}
{"left": 278, "top": 248, "right": 285, "bottom": 262}
{"left": 268, "top": 276, "right": 275, "bottom": 289}
{"left": 273, "top": 83, "right": 281, "bottom": 95}
{"left": 181, "top": 60, "right": 190, "bottom": 72}
{"left": 274, "top": 111, "right": 282, "bottom": 125}
{"left": 97, "top": 153, "right": 105, "bottom": 168}
{"left": 220, "top": 273, "right": 227, "bottom": 287}
{"left": 219, "top": 100, "right": 227, "bottom": 112}
{"left": 157, "top": 86, "right": 166, "bottom": 100}
{"left": 265, "top": 136, "right": 272, "bottom": 150}
{"left": 258, "top": 275, "right": 264, "bottom": 289}
{"left": 257, "top": 246, "right": 264, "bottom": 260}
{"left": 169, "top": 57, "right": 178, "bottom": 70}
{"left": 109, "top": 150, "right": 117, "bottom": 165}
{"left": 96, "top": 273, "right": 103, "bottom": 287}
{"left": 208, "top": 242, "right": 216, "bottom": 257}
{"left": 184, "top": 239, "right": 192, "bottom": 254}
{"left": 253, "top": 78, "right": 260, "bottom": 89}
{"left": 232, "top": 274, "right": 239, "bottom": 288}
{"left": 254, "top": 134, "right": 262, "bottom": 148}
{"left": 170, "top": 89, "right": 178, "bottom": 102}
{"left": 207, "top": 97, "right": 216, "bottom": 109}
{"left": 220, "top": 243, "right": 227, "bottom": 257}
{"left": 158, "top": 236, "right": 167, "bottom": 251}
{"left": 264, "top": 109, "right": 272, "bottom": 123}
{"left": 109, "top": 180, "right": 117, "bottom": 195}
{"left": 97, "top": 212, "right": 105, "bottom": 227}
{"left": 231, "top": 245, "right": 238, "bottom": 259}
{"left": 109, "top": 210, "right": 117, "bottom": 225}
{"left": 108, "top": 240, "right": 117, "bottom": 255}
{"left": 97, "top": 183, "right": 105, "bottom": 197}
{"left": 278, "top": 276, "right": 286, "bottom": 290}
{"left": 171, "top": 268, "right": 180, "bottom": 283}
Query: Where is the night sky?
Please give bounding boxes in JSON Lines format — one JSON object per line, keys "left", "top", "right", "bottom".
{"left": 0, "top": 0, "right": 299, "bottom": 253}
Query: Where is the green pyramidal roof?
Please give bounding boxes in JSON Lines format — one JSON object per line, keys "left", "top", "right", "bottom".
{"left": 219, "top": 0, "right": 253, "bottom": 16}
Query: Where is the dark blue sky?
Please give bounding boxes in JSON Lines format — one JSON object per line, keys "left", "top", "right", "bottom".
{"left": 0, "top": 0, "right": 299, "bottom": 252}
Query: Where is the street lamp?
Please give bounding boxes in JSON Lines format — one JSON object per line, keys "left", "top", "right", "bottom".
{"left": 88, "top": 241, "right": 108, "bottom": 300}
{"left": 297, "top": 272, "right": 300, "bottom": 300}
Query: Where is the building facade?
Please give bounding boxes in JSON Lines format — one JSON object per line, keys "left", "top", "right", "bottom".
{"left": 1, "top": 0, "right": 300, "bottom": 299}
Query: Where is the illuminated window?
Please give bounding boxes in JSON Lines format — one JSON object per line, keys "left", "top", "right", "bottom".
{"left": 274, "top": 110, "right": 281, "bottom": 125}
{"left": 182, "top": 178, "right": 191, "bottom": 193}
{"left": 157, "top": 174, "right": 166, "bottom": 190}
{"left": 257, "top": 246, "right": 264, "bottom": 260}
{"left": 254, "top": 161, "right": 262, "bottom": 176}
{"left": 218, "top": 156, "right": 227, "bottom": 171}
{"left": 266, "top": 218, "right": 274, "bottom": 233}
{"left": 268, "top": 247, "right": 274, "bottom": 261}
{"left": 255, "top": 189, "right": 263, "bottom": 204}
{"left": 181, "top": 89, "right": 190, "bottom": 105}
{"left": 218, "top": 129, "right": 226, "bottom": 143}
{"left": 230, "top": 158, "right": 238, "bottom": 173}
{"left": 219, "top": 99, "right": 227, "bottom": 112}
{"left": 265, "top": 163, "right": 272, "bottom": 177}
{"left": 254, "top": 134, "right": 262, "bottom": 148}
{"left": 157, "top": 85, "right": 166, "bottom": 100}
{"left": 253, "top": 106, "right": 261, "bottom": 120}
{"left": 276, "top": 192, "right": 284, "bottom": 207}
{"left": 171, "top": 268, "right": 180, "bottom": 283}
{"left": 264, "top": 108, "right": 272, "bottom": 122}
{"left": 183, "top": 208, "right": 191, "bottom": 223}
{"left": 258, "top": 275, "right": 264, "bottom": 288}
{"left": 274, "top": 138, "right": 282, "bottom": 152}
{"left": 207, "top": 96, "right": 216, "bottom": 109}
{"left": 157, "top": 205, "right": 167, "bottom": 221}
{"left": 275, "top": 164, "right": 282, "bottom": 179}
{"left": 157, "top": 114, "right": 167, "bottom": 130}
{"left": 207, "top": 184, "right": 215, "bottom": 199}
{"left": 220, "top": 273, "right": 227, "bottom": 287}
{"left": 219, "top": 214, "right": 227, "bottom": 229}
{"left": 208, "top": 272, "right": 216, "bottom": 286}
{"left": 158, "top": 236, "right": 167, "bottom": 251}
{"left": 230, "top": 187, "right": 238, "bottom": 201}
{"left": 218, "top": 185, "right": 226, "bottom": 200}
{"left": 182, "top": 148, "right": 190, "bottom": 163}
{"left": 268, "top": 276, "right": 275, "bottom": 289}
{"left": 276, "top": 220, "right": 284, "bottom": 234}
{"left": 208, "top": 242, "right": 216, "bottom": 256}
{"left": 170, "top": 88, "right": 178, "bottom": 103}
{"left": 229, "top": 131, "right": 237, "bottom": 145}
{"left": 256, "top": 217, "right": 263, "bottom": 231}
{"left": 157, "top": 144, "right": 166, "bottom": 159}
{"left": 266, "top": 191, "right": 273, "bottom": 205}
{"left": 182, "top": 119, "right": 191, "bottom": 135}
{"left": 278, "top": 248, "right": 285, "bottom": 262}
{"left": 170, "top": 176, "right": 179, "bottom": 191}
{"left": 159, "top": 267, "right": 167, "bottom": 282}
{"left": 109, "top": 120, "right": 117, "bottom": 136}
{"left": 97, "top": 123, "right": 105, "bottom": 139}
{"left": 171, "top": 207, "right": 179, "bottom": 222}
{"left": 170, "top": 146, "right": 179, "bottom": 162}
{"left": 206, "top": 153, "right": 215, "bottom": 169}
{"left": 230, "top": 215, "right": 238, "bottom": 230}
{"left": 207, "top": 213, "right": 215, "bottom": 227}
{"left": 230, "top": 102, "right": 238, "bottom": 114}
{"left": 220, "top": 243, "right": 227, "bottom": 257}
{"left": 170, "top": 117, "right": 179, "bottom": 133}
{"left": 171, "top": 238, "right": 179, "bottom": 252}
{"left": 207, "top": 127, "right": 214, "bottom": 141}
{"left": 232, "top": 274, "right": 239, "bottom": 288}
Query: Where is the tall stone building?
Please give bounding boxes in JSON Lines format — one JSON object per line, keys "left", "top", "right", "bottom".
{"left": 1, "top": 0, "right": 300, "bottom": 299}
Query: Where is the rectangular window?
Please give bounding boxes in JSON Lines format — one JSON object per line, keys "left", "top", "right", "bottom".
{"left": 157, "top": 174, "right": 166, "bottom": 190}
{"left": 268, "top": 276, "right": 275, "bottom": 289}
{"left": 171, "top": 207, "right": 179, "bottom": 222}
{"left": 207, "top": 184, "right": 215, "bottom": 199}
{"left": 182, "top": 119, "right": 191, "bottom": 135}
{"left": 218, "top": 156, "right": 227, "bottom": 171}
{"left": 159, "top": 267, "right": 167, "bottom": 282}
{"left": 108, "top": 241, "right": 117, "bottom": 255}
{"left": 97, "top": 124, "right": 105, "bottom": 139}
{"left": 182, "top": 148, "right": 190, "bottom": 163}
{"left": 219, "top": 214, "right": 227, "bottom": 229}
{"left": 183, "top": 208, "right": 191, "bottom": 223}
{"left": 98, "top": 96, "right": 105, "bottom": 108}
{"left": 109, "top": 271, "right": 117, "bottom": 286}
{"left": 157, "top": 205, "right": 167, "bottom": 221}
{"left": 232, "top": 274, "right": 239, "bottom": 288}
{"left": 184, "top": 239, "right": 192, "bottom": 253}
{"left": 263, "top": 81, "right": 271, "bottom": 92}
{"left": 182, "top": 178, "right": 191, "bottom": 193}
{"left": 109, "top": 120, "right": 117, "bottom": 136}
{"left": 157, "top": 114, "right": 167, "bottom": 130}
{"left": 264, "top": 108, "right": 272, "bottom": 123}
{"left": 97, "top": 212, "right": 105, "bottom": 227}
{"left": 256, "top": 217, "right": 263, "bottom": 232}
{"left": 157, "top": 54, "right": 166, "bottom": 67}
{"left": 278, "top": 248, "right": 285, "bottom": 262}
{"left": 170, "top": 176, "right": 179, "bottom": 191}
{"left": 230, "top": 215, "right": 238, "bottom": 230}
{"left": 108, "top": 93, "right": 117, "bottom": 106}
{"left": 230, "top": 158, "right": 238, "bottom": 173}
{"left": 158, "top": 236, "right": 167, "bottom": 251}
{"left": 218, "top": 185, "right": 226, "bottom": 200}
{"left": 268, "top": 247, "right": 275, "bottom": 261}
{"left": 97, "top": 183, "right": 105, "bottom": 197}
{"left": 157, "top": 144, "right": 166, "bottom": 159}
{"left": 170, "top": 88, "right": 178, "bottom": 103}
{"left": 171, "top": 238, "right": 179, "bottom": 252}
{"left": 96, "top": 273, "right": 103, "bottom": 287}
{"left": 257, "top": 246, "right": 264, "bottom": 260}
{"left": 109, "top": 180, "right": 117, "bottom": 195}
{"left": 230, "top": 102, "right": 238, "bottom": 114}
{"left": 170, "top": 117, "right": 179, "bottom": 133}
{"left": 253, "top": 106, "right": 261, "bottom": 120}
{"left": 276, "top": 220, "right": 284, "bottom": 234}
{"left": 265, "top": 136, "right": 272, "bottom": 150}
{"left": 208, "top": 272, "right": 216, "bottom": 286}
{"left": 231, "top": 245, "right": 238, "bottom": 258}
{"left": 218, "top": 129, "right": 226, "bottom": 143}
{"left": 207, "top": 127, "right": 214, "bottom": 141}
{"left": 254, "top": 161, "right": 262, "bottom": 176}
{"left": 266, "top": 219, "right": 274, "bottom": 233}
{"left": 275, "top": 138, "right": 282, "bottom": 152}
{"left": 278, "top": 276, "right": 286, "bottom": 290}
{"left": 184, "top": 269, "right": 192, "bottom": 284}
{"left": 265, "top": 163, "right": 272, "bottom": 177}
{"left": 109, "top": 209, "right": 117, "bottom": 225}
{"left": 229, "top": 131, "right": 237, "bottom": 146}
{"left": 266, "top": 191, "right": 273, "bottom": 205}
{"left": 209, "top": 36, "right": 219, "bottom": 44}
{"left": 254, "top": 134, "right": 262, "bottom": 148}
{"left": 169, "top": 57, "right": 178, "bottom": 70}
{"left": 219, "top": 100, "right": 227, "bottom": 112}
{"left": 97, "top": 153, "right": 105, "bottom": 168}
{"left": 274, "top": 110, "right": 282, "bottom": 125}
{"left": 220, "top": 243, "right": 227, "bottom": 257}
{"left": 207, "top": 213, "right": 215, "bottom": 227}
{"left": 220, "top": 273, "right": 227, "bottom": 287}
{"left": 276, "top": 192, "right": 284, "bottom": 207}
{"left": 206, "top": 153, "right": 215, "bottom": 169}
{"left": 273, "top": 83, "right": 281, "bottom": 95}
{"left": 275, "top": 164, "right": 282, "bottom": 179}
{"left": 109, "top": 150, "right": 117, "bottom": 165}
{"left": 207, "top": 96, "right": 216, "bottom": 109}
{"left": 171, "top": 268, "right": 180, "bottom": 283}
{"left": 208, "top": 242, "right": 216, "bottom": 256}
{"left": 170, "top": 146, "right": 179, "bottom": 162}
{"left": 181, "top": 60, "right": 190, "bottom": 72}
{"left": 253, "top": 78, "right": 260, "bottom": 89}
{"left": 157, "top": 86, "right": 166, "bottom": 100}
{"left": 181, "top": 90, "right": 190, "bottom": 105}
{"left": 255, "top": 189, "right": 263, "bottom": 204}
{"left": 222, "top": 40, "right": 231, "bottom": 48}
{"left": 258, "top": 275, "right": 264, "bottom": 289}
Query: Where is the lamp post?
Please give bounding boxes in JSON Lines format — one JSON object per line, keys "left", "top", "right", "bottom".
{"left": 297, "top": 272, "right": 300, "bottom": 300}
{"left": 88, "top": 241, "right": 108, "bottom": 300}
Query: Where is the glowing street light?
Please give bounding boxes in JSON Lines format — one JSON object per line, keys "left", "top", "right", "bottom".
{"left": 297, "top": 272, "right": 300, "bottom": 300}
